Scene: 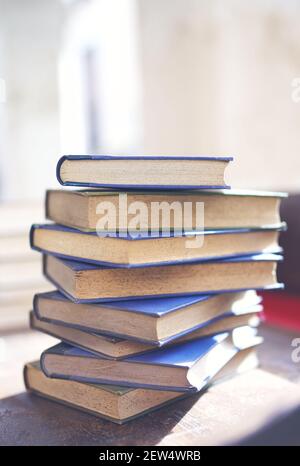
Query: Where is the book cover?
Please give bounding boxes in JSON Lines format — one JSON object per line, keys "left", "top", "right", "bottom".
{"left": 42, "top": 253, "right": 284, "bottom": 303}
{"left": 24, "top": 362, "right": 186, "bottom": 424}
{"left": 40, "top": 332, "right": 236, "bottom": 391}
{"left": 30, "top": 223, "right": 284, "bottom": 268}
{"left": 56, "top": 155, "right": 233, "bottom": 190}
{"left": 33, "top": 290, "right": 262, "bottom": 346}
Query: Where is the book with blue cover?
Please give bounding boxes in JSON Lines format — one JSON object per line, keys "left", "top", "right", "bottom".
{"left": 24, "top": 361, "right": 186, "bottom": 424}
{"left": 30, "top": 223, "right": 284, "bottom": 268}
{"left": 46, "top": 188, "right": 287, "bottom": 232}
{"left": 56, "top": 155, "right": 233, "bottom": 190}
{"left": 33, "top": 289, "right": 262, "bottom": 347}
{"left": 30, "top": 309, "right": 261, "bottom": 359}
{"left": 40, "top": 333, "right": 237, "bottom": 391}
{"left": 43, "top": 253, "right": 283, "bottom": 303}
{"left": 24, "top": 337, "right": 260, "bottom": 424}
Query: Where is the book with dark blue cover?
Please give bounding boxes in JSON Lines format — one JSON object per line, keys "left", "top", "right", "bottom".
{"left": 33, "top": 289, "right": 262, "bottom": 346}
{"left": 30, "top": 223, "right": 284, "bottom": 268}
{"left": 34, "top": 289, "right": 262, "bottom": 318}
{"left": 40, "top": 333, "right": 237, "bottom": 391}
{"left": 56, "top": 155, "right": 233, "bottom": 190}
{"left": 24, "top": 361, "right": 188, "bottom": 424}
{"left": 45, "top": 188, "right": 287, "bottom": 233}
{"left": 34, "top": 290, "right": 217, "bottom": 317}
{"left": 42, "top": 253, "right": 283, "bottom": 303}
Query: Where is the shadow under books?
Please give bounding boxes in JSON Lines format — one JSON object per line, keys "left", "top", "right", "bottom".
{"left": 0, "top": 390, "right": 201, "bottom": 446}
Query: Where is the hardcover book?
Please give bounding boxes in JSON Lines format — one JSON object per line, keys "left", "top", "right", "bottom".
{"left": 46, "top": 188, "right": 287, "bottom": 232}
{"left": 24, "top": 343, "right": 259, "bottom": 424}
{"left": 33, "top": 289, "right": 261, "bottom": 346}
{"left": 56, "top": 155, "right": 233, "bottom": 190}
{"left": 40, "top": 333, "right": 237, "bottom": 391}
{"left": 30, "top": 310, "right": 261, "bottom": 359}
{"left": 30, "top": 223, "right": 283, "bottom": 268}
{"left": 42, "top": 253, "right": 283, "bottom": 303}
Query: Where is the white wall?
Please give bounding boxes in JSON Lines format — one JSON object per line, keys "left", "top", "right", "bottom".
{"left": 1, "top": 0, "right": 300, "bottom": 200}
{"left": 59, "top": 0, "right": 142, "bottom": 155}
{"left": 138, "top": 0, "right": 300, "bottom": 191}
{"left": 0, "top": 0, "right": 65, "bottom": 201}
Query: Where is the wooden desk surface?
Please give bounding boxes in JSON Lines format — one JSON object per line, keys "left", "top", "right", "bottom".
{"left": 0, "top": 324, "right": 299, "bottom": 445}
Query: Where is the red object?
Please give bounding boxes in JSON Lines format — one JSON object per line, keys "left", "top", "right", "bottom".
{"left": 259, "top": 291, "right": 300, "bottom": 331}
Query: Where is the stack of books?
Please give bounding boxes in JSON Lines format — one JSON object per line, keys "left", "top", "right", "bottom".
{"left": 24, "top": 155, "right": 286, "bottom": 423}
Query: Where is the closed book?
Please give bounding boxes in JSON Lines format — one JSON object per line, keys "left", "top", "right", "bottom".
{"left": 30, "top": 223, "right": 283, "bottom": 268}
{"left": 24, "top": 361, "right": 184, "bottom": 424}
{"left": 24, "top": 342, "right": 259, "bottom": 424}
{"left": 46, "top": 188, "right": 287, "bottom": 232}
{"left": 33, "top": 289, "right": 261, "bottom": 346}
{"left": 30, "top": 310, "right": 261, "bottom": 359}
{"left": 43, "top": 253, "right": 283, "bottom": 303}
{"left": 40, "top": 333, "right": 236, "bottom": 391}
{"left": 56, "top": 155, "right": 232, "bottom": 190}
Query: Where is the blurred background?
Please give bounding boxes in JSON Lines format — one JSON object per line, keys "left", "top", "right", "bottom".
{"left": 0, "top": 0, "right": 299, "bottom": 395}
{"left": 1, "top": 0, "right": 300, "bottom": 201}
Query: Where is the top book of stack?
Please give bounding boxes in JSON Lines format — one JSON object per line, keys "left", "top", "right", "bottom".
{"left": 56, "top": 155, "right": 233, "bottom": 190}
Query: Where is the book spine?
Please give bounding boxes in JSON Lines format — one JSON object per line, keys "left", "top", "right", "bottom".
{"left": 29, "top": 224, "right": 36, "bottom": 250}
{"left": 23, "top": 364, "right": 30, "bottom": 391}
{"left": 45, "top": 190, "right": 51, "bottom": 220}
{"left": 56, "top": 156, "right": 68, "bottom": 186}
{"left": 32, "top": 294, "right": 42, "bottom": 319}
